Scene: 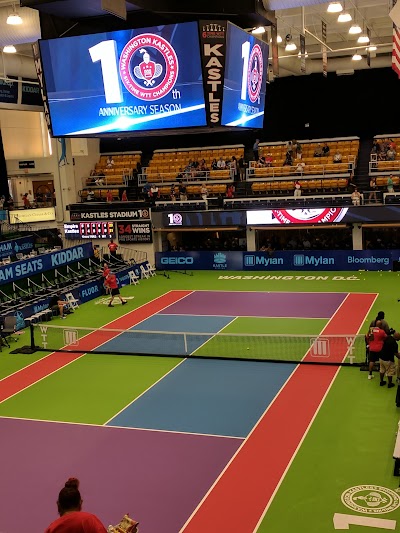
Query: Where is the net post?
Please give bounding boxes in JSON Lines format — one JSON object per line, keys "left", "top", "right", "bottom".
{"left": 184, "top": 333, "right": 188, "bottom": 355}
{"left": 30, "top": 322, "right": 35, "bottom": 350}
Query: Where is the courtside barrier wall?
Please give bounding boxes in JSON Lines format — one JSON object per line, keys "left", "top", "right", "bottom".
{"left": 156, "top": 251, "right": 400, "bottom": 272}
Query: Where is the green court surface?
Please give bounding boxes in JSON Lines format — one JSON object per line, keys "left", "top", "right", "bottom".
{"left": 0, "top": 270, "right": 399, "bottom": 532}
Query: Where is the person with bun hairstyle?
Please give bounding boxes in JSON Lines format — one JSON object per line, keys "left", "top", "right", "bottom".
{"left": 45, "top": 477, "right": 107, "bottom": 532}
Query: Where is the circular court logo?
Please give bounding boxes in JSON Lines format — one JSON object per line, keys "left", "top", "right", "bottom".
{"left": 247, "top": 44, "right": 263, "bottom": 104}
{"left": 341, "top": 485, "right": 400, "bottom": 514}
{"left": 272, "top": 207, "right": 348, "bottom": 224}
{"left": 119, "top": 33, "right": 179, "bottom": 101}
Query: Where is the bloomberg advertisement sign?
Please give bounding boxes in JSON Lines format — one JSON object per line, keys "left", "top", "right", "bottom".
{"left": 156, "top": 250, "right": 400, "bottom": 272}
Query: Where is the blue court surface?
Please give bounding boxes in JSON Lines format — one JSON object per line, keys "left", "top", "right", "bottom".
{"left": 108, "top": 358, "right": 296, "bottom": 437}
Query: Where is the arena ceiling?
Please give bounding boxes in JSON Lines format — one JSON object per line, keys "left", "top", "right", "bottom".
{"left": 0, "top": 0, "right": 395, "bottom": 78}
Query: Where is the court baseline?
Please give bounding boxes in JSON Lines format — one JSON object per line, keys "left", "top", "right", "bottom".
{"left": 0, "top": 290, "right": 192, "bottom": 404}
{"left": 180, "top": 292, "right": 377, "bottom": 533}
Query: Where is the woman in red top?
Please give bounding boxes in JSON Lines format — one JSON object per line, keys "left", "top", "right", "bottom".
{"left": 121, "top": 190, "right": 128, "bottom": 201}
{"left": 106, "top": 190, "right": 113, "bottom": 203}
{"left": 44, "top": 478, "right": 107, "bottom": 533}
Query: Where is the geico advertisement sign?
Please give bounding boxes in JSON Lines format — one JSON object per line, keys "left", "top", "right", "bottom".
{"left": 9, "top": 208, "right": 56, "bottom": 224}
{"left": 161, "top": 257, "right": 194, "bottom": 265}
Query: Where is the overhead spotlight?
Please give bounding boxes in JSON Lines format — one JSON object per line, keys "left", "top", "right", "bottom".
{"left": 348, "top": 24, "right": 362, "bottom": 34}
{"left": 357, "top": 34, "right": 370, "bottom": 43}
{"left": 285, "top": 34, "right": 297, "bottom": 51}
{"left": 367, "top": 45, "right": 377, "bottom": 51}
{"left": 6, "top": 5, "right": 22, "bottom": 25}
{"left": 252, "top": 26, "right": 265, "bottom": 34}
{"left": 352, "top": 52, "right": 362, "bottom": 60}
{"left": 298, "top": 50, "right": 308, "bottom": 58}
{"left": 277, "top": 34, "right": 282, "bottom": 43}
{"left": 338, "top": 11, "right": 352, "bottom": 22}
{"left": 3, "top": 45, "right": 16, "bottom": 53}
{"left": 327, "top": 2, "right": 343, "bottom": 12}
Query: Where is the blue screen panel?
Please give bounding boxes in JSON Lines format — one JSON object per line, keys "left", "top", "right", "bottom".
{"left": 221, "top": 23, "right": 268, "bottom": 128}
{"left": 39, "top": 22, "right": 207, "bottom": 136}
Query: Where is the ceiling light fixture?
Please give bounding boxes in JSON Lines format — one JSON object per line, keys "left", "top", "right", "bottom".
{"left": 3, "top": 45, "right": 17, "bottom": 53}
{"left": 367, "top": 45, "right": 377, "bottom": 51}
{"left": 6, "top": 5, "right": 22, "bottom": 25}
{"left": 252, "top": 26, "right": 265, "bottom": 34}
{"left": 277, "top": 34, "right": 283, "bottom": 43}
{"left": 338, "top": 11, "right": 352, "bottom": 22}
{"left": 352, "top": 51, "right": 362, "bottom": 60}
{"left": 327, "top": 2, "right": 343, "bottom": 12}
{"left": 348, "top": 23, "right": 362, "bottom": 34}
{"left": 285, "top": 34, "right": 297, "bottom": 51}
{"left": 357, "top": 34, "right": 370, "bottom": 43}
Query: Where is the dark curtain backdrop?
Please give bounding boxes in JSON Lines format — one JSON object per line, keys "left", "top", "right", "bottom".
{"left": 100, "top": 67, "right": 400, "bottom": 154}
{"left": 0, "top": 131, "right": 10, "bottom": 199}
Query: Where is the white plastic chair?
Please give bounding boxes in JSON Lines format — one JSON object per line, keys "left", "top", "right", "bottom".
{"left": 65, "top": 292, "right": 79, "bottom": 310}
{"left": 144, "top": 263, "right": 156, "bottom": 277}
{"left": 129, "top": 270, "right": 139, "bottom": 285}
{"left": 140, "top": 265, "right": 150, "bottom": 279}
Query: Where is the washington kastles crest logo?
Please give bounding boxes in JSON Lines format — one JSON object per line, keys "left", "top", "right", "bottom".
{"left": 119, "top": 33, "right": 179, "bottom": 101}
{"left": 272, "top": 208, "right": 348, "bottom": 224}
{"left": 247, "top": 44, "right": 263, "bottom": 104}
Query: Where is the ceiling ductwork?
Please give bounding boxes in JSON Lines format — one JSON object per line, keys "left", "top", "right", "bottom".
{"left": 0, "top": 52, "right": 38, "bottom": 79}
{"left": 278, "top": 54, "right": 391, "bottom": 77}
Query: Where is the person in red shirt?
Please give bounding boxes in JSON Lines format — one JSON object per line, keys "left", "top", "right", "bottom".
{"left": 366, "top": 319, "right": 387, "bottom": 379}
{"left": 105, "top": 272, "right": 127, "bottom": 307}
{"left": 106, "top": 190, "right": 113, "bottom": 203}
{"left": 44, "top": 477, "right": 106, "bottom": 533}
{"left": 108, "top": 239, "right": 118, "bottom": 263}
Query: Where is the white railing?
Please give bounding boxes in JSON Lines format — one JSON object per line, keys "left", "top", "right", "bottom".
{"left": 247, "top": 162, "right": 352, "bottom": 180}
{"left": 369, "top": 160, "right": 400, "bottom": 173}
{"left": 142, "top": 169, "right": 234, "bottom": 184}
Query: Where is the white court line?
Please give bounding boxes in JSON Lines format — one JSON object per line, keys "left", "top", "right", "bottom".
{"left": 104, "top": 316, "right": 238, "bottom": 425}
{"left": 0, "top": 290, "right": 194, "bottom": 406}
{"left": 0, "top": 415, "right": 243, "bottom": 440}
{"left": 193, "top": 289, "right": 378, "bottom": 295}
{"left": 179, "top": 292, "right": 379, "bottom": 533}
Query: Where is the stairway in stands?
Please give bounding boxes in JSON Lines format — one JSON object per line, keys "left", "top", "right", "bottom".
{"left": 354, "top": 138, "right": 372, "bottom": 193}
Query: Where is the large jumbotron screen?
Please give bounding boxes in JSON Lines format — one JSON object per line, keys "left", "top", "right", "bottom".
{"left": 36, "top": 21, "right": 269, "bottom": 136}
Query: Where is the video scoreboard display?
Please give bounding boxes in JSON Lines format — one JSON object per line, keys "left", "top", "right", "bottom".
{"left": 64, "top": 222, "right": 115, "bottom": 239}
{"left": 35, "top": 21, "right": 269, "bottom": 136}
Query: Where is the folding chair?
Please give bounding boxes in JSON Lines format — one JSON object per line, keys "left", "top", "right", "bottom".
{"left": 65, "top": 292, "right": 79, "bottom": 310}
{"left": 140, "top": 265, "right": 150, "bottom": 279}
{"left": 1, "top": 316, "right": 17, "bottom": 347}
{"left": 129, "top": 270, "right": 139, "bottom": 285}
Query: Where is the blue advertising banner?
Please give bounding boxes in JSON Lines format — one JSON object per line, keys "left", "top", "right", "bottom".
{"left": 0, "top": 235, "right": 34, "bottom": 260}
{"left": 0, "top": 243, "right": 93, "bottom": 285}
{"left": 156, "top": 251, "right": 400, "bottom": 272}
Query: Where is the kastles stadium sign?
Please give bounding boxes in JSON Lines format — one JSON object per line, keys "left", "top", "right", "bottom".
{"left": 70, "top": 208, "right": 150, "bottom": 221}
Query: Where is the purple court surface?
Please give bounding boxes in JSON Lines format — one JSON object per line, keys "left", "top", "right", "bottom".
{"left": 0, "top": 417, "right": 241, "bottom": 533}
{"left": 160, "top": 291, "right": 347, "bottom": 318}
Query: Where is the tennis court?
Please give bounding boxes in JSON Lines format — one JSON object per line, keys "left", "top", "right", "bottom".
{"left": 0, "top": 271, "right": 399, "bottom": 533}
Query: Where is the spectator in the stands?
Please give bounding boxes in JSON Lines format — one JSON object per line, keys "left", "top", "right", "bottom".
{"left": 303, "top": 237, "right": 311, "bottom": 249}
{"left": 106, "top": 155, "right": 114, "bottom": 168}
{"left": 313, "top": 143, "right": 323, "bottom": 157}
{"left": 143, "top": 181, "right": 151, "bottom": 200}
{"left": 176, "top": 168, "right": 185, "bottom": 182}
{"left": 170, "top": 183, "right": 177, "bottom": 201}
{"left": 217, "top": 157, "right": 226, "bottom": 169}
{"left": 294, "top": 180, "right": 302, "bottom": 197}
{"left": 22, "top": 193, "right": 31, "bottom": 209}
{"left": 238, "top": 156, "right": 246, "bottom": 181}
{"left": 351, "top": 187, "right": 362, "bottom": 206}
{"left": 371, "top": 139, "right": 381, "bottom": 155}
{"left": 86, "top": 190, "right": 94, "bottom": 202}
{"left": 230, "top": 156, "right": 238, "bottom": 179}
{"left": 179, "top": 182, "right": 187, "bottom": 201}
{"left": 295, "top": 161, "right": 305, "bottom": 175}
{"left": 386, "top": 147, "right": 396, "bottom": 161}
{"left": 48, "top": 293, "right": 69, "bottom": 319}
{"left": 387, "top": 174, "right": 394, "bottom": 193}
{"left": 295, "top": 142, "right": 302, "bottom": 159}
{"left": 150, "top": 184, "right": 159, "bottom": 204}
{"left": 121, "top": 189, "right": 128, "bottom": 201}
{"left": 265, "top": 153, "right": 273, "bottom": 167}
{"left": 95, "top": 176, "right": 105, "bottom": 186}
{"left": 322, "top": 143, "right": 330, "bottom": 156}
{"left": 389, "top": 138, "right": 397, "bottom": 151}
{"left": 211, "top": 158, "right": 218, "bottom": 170}
{"left": 201, "top": 184, "right": 208, "bottom": 200}
{"left": 27, "top": 190, "right": 34, "bottom": 206}
{"left": 283, "top": 150, "right": 293, "bottom": 166}
{"left": 258, "top": 156, "right": 266, "bottom": 167}
{"left": 4, "top": 196, "right": 13, "bottom": 210}
{"left": 106, "top": 190, "right": 113, "bottom": 203}
{"left": 253, "top": 139, "right": 260, "bottom": 161}
{"left": 226, "top": 184, "right": 235, "bottom": 199}
{"left": 333, "top": 150, "right": 342, "bottom": 163}
{"left": 369, "top": 177, "right": 378, "bottom": 203}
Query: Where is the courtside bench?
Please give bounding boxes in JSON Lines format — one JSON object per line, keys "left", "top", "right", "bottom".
{"left": 394, "top": 420, "right": 400, "bottom": 477}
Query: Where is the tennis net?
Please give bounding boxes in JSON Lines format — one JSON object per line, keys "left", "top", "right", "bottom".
{"left": 30, "top": 323, "right": 367, "bottom": 365}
